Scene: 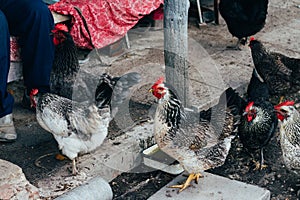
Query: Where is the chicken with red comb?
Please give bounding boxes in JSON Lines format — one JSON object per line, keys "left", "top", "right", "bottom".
{"left": 30, "top": 72, "right": 141, "bottom": 175}
{"left": 50, "top": 22, "right": 80, "bottom": 100}
{"left": 274, "top": 100, "right": 300, "bottom": 175}
{"left": 238, "top": 69, "right": 277, "bottom": 170}
{"left": 51, "top": 23, "right": 69, "bottom": 46}
{"left": 150, "top": 77, "right": 242, "bottom": 192}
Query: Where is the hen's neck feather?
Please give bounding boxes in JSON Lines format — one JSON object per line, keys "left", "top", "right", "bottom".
{"left": 159, "top": 89, "right": 183, "bottom": 129}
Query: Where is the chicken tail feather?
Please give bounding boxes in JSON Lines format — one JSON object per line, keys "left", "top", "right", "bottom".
{"left": 95, "top": 72, "right": 141, "bottom": 115}
{"left": 223, "top": 87, "right": 244, "bottom": 116}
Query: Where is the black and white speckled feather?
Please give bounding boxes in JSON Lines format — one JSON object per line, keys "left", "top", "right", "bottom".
{"left": 237, "top": 70, "right": 278, "bottom": 169}
{"left": 249, "top": 39, "right": 300, "bottom": 100}
{"left": 34, "top": 93, "right": 111, "bottom": 160}
{"left": 32, "top": 72, "right": 141, "bottom": 167}
{"left": 277, "top": 105, "right": 300, "bottom": 174}
{"left": 153, "top": 85, "right": 241, "bottom": 174}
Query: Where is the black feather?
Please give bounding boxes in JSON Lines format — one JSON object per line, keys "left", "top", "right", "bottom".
{"left": 50, "top": 29, "right": 79, "bottom": 100}
{"left": 219, "top": 0, "right": 269, "bottom": 41}
{"left": 247, "top": 69, "right": 269, "bottom": 101}
{"left": 95, "top": 72, "right": 141, "bottom": 116}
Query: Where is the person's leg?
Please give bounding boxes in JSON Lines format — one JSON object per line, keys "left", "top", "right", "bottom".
{"left": 0, "top": 10, "right": 16, "bottom": 142}
{"left": 1, "top": 0, "right": 55, "bottom": 94}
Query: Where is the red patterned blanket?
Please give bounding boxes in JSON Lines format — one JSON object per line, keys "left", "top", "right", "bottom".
{"left": 10, "top": 0, "right": 163, "bottom": 61}
{"left": 49, "top": 0, "right": 163, "bottom": 49}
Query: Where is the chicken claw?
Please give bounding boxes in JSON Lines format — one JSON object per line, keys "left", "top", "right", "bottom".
{"left": 169, "top": 173, "right": 203, "bottom": 192}
{"left": 252, "top": 160, "right": 267, "bottom": 171}
{"left": 55, "top": 153, "right": 67, "bottom": 161}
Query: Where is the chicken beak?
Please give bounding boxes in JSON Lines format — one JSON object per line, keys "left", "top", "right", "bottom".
{"left": 149, "top": 88, "right": 153, "bottom": 93}
{"left": 242, "top": 111, "right": 248, "bottom": 116}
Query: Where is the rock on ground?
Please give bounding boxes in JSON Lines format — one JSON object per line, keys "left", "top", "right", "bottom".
{"left": 0, "top": 159, "right": 40, "bottom": 200}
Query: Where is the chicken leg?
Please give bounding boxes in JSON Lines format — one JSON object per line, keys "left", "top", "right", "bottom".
{"left": 169, "top": 173, "right": 203, "bottom": 192}
{"left": 253, "top": 148, "right": 267, "bottom": 170}
{"left": 72, "top": 159, "right": 78, "bottom": 175}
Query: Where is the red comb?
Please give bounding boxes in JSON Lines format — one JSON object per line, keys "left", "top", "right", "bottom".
{"left": 249, "top": 36, "right": 255, "bottom": 42}
{"left": 151, "top": 77, "right": 164, "bottom": 89}
{"left": 155, "top": 77, "right": 164, "bottom": 85}
{"left": 274, "top": 100, "right": 295, "bottom": 109}
{"left": 245, "top": 101, "right": 254, "bottom": 112}
{"left": 30, "top": 89, "right": 39, "bottom": 96}
{"left": 54, "top": 23, "right": 69, "bottom": 32}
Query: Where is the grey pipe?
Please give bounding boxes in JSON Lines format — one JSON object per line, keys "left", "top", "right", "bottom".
{"left": 55, "top": 177, "right": 113, "bottom": 200}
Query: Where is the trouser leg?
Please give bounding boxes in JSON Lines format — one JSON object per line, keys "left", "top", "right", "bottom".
{"left": 1, "top": 0, "right": 55, "bottom": 94}
{"left": 0, "top": 10, "right": 14, "bottom": 118}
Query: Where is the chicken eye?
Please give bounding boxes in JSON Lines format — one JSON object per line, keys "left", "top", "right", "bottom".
{"left": 280, "top": 109, "right": 287, "bottom": 113}
{"left": 157, "top": 87, "right": 164, "bottom": 91}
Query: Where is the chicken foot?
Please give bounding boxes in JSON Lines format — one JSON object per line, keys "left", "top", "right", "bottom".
{"left": 253, "top": 148, "right": 267, "bottom": 170}
{"left": 168, "top": 173, "right": 203, "bottom": 192}
{"left": 55, "top": 153, "right": 67, "bottom": 160}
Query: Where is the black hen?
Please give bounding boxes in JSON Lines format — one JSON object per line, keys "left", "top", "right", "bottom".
{"left": 219, "top": 0, "right": 268, "bottom": 49}
{"left": 50, "top": 23, "right": 79, "bottom": 100}
{"left": 238, "top": 69, "right": 278, "bottom": 170}
{"left": 249, "top": 38, "right": 300, "bottom": 104}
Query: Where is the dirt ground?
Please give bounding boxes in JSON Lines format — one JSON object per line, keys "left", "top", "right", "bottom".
{"left": 1, "top": 0, "right": 300, "bottom": 199}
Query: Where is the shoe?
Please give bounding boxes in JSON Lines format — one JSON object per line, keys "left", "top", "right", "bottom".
{"left": 0, "top": 114, "right": 17, "bottom": 142}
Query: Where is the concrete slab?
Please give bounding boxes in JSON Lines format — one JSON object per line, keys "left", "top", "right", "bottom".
{"left": 148, "top": 172, "right": 270, "bottom": 200}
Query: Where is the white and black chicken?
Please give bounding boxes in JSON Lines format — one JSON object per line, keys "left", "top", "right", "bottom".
{"left": 274, "top": 100, "right": 300, "bottom": 175}
{"left": 150, "top": 77, "right": 242, "bottom": 192}
{"left": 30, "top": 72, "right": 141, "bottom": 175}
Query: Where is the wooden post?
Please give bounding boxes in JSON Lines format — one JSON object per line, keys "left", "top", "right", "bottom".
{"left": 164, "top": 0, "right": 190, "bottom": 107}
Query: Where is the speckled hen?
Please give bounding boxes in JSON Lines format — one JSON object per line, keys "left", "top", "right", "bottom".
{"left": 150, "top": 77, "right": 241, "bottom": 192}
{"left": 275, "top": 101, "right": 300, "bottom": 175}
{"left": 30, "top": 72, "right": 141, "bottom": 175}
{"left": 249, "top": 37, "right": 300, "bottom": 103}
